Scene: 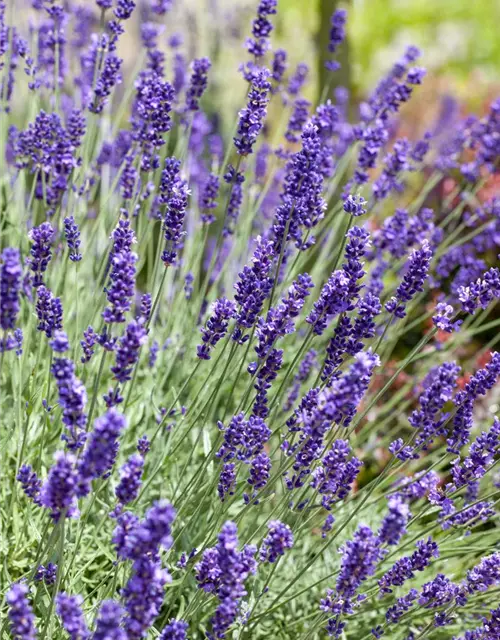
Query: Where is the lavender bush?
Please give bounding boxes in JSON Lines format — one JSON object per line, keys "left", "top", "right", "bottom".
{"left": 0, "top": 1, "right": 500, "bottom": 638}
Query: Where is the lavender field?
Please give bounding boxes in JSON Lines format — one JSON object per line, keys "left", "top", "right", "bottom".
{"left": 1, "top": 1, "right": 500, "bottom": 639}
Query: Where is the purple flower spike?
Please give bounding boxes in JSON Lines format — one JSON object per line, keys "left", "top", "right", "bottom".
{"left": 63, "top": 216, "right": 82, "bottom": 262}
{"left": 218, "top": 462, "right": 236, "bottom": 502}
{"left": 271, "top": 49, "right": 287, "bottom": 88}
{"left": 378, "top": 537, "right": 439, "bottom": 595}
{"left": 77, "top": 409, "right": 126, "bottom": 497}
{"left": 40, "top": 451, "right": 79, "bottom": 521}
{"left": 81, "top": 326, "right": 98, "bottom": 363}
{"left": 36, "top": 285, "right": 63, "bottom": 338}
{"left": 321, "top": 524, "right": 381, "bottom": 628}
{"left": 185, "top": 57, "right": 211, "bottom": 112}
{"left": 103, "top": 250, "right": 137, "bottom": 324}
{"left": 50, "top": 329, "right": 70, "bottom": 353}
{"left": 197, "top": 297, "right": 236, "bottom": 360}
{"left": 51, "top": 357, "right": 87, "bottom": 449}
{"left": 385, "top": 240, "right": 432, "bottom": 318}
{"left": 55, "top": 593, "right": 89, "bottom": 640}
{"left": 159, "top": 619, "right": 189, "bottom": 640}
{"left": 93, "top": 600, "right": 126, "bottom": 640}
{"left": 343, "top": 194, "right": 367, "bottom": 217}
{"left": 1, "top": 247, "right": 22, "bottom": 331}
{"left": 90, "top": 55, "right": 123, "bottom": 114}
{"left": 325, "top": 8, "right": 347, "bottom": 71}
{"left": 195, "top": 521, "right": 257, "bottom": 639}
{"left": 7, "top": 583, "right": 37, "bottom": 640}
{"left": 234, "top": 67, "right": 271, "bottom": 157}
{"left": 115, "top": 453, "right": 144, "bottom": 505}
{"left": 123, "top": 557, "right": 170, "bottom": 639}
{"left": 17, "top": 465, "right": 42, "bottom": 505}
{"left": 111, "top": 319, "right": 148, "bottom": 383}
{"left": 200, "top": 172, "right": 220, "bottom": 223}
{"left": 378, "top": 496, "right": 411, "bottom": 546}
{"left": 259, "top": 520, "right": 294, "bottom": 563}
{"left": 246, "top": 0, "right": 277, "bottom": 59}
{"left": 448, "top": 352, "right": 500, "bottom": 453}
{"left": 28, "top": 222, "right": 55, "bottom": 287}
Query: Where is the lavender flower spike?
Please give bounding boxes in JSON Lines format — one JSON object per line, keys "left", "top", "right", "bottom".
{"left": 28, "top": 221, "right": 55, "bottom": 287}
{"left": 1, "top": 247, "right": 22, "bottom": 331}
{"left": 51, "top": 357, "right": 88, "bottom": 449}
{"left": 40, "top": 451, "right": 79, "bottom": 521}
{"left": 55, "top": 593, "right": 89, "bottom": 640}
{"left": 234, "top": 67, "right": 271, "bottom": 156}
{"left": 77, "top": 409, "right": 127, "bottom": 497}
{"left": 7, "top": 583, "right": 37, "bottom": 640}
{"left": 185, "top": 57, "right": 211, "bottom": 112}
{"left": 93, "top": 600, "right": 126, "bottom": 640}
{"left": 111, "top": 319, "right": 148, "bottom": 384}
{"left": 197, "top": 297, "right": 236, "bottom": 360}
{"left": 385, "top": 239, "right": 433, "bottom": 318}
{"left": 63, "top": 216, "right": 82, "bottom": 262}
{"left": 159, "top": 619, "right": 189, "bottom": 640}
{"left": 246, "top": 0, "right": 278, "bottom": 59}
{"left": 260, "top": 520, "right": 294, "bottom": 563}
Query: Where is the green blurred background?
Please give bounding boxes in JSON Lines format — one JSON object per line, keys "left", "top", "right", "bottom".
{"left": 275, "top": 0, "right": 500, "bottom": 107}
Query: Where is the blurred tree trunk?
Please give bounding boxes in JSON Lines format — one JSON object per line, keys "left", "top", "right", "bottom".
{"left": 317, "top": 0, "right": 351, "bottom": 106}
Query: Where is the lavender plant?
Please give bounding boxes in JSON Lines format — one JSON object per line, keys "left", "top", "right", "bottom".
{"left": 0, "top": 1, "right": 500, "bottom": 639}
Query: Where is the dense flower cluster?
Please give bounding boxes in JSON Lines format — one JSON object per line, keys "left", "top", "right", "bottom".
{"left": 195, "top": 521, "right": 257, "bottom": 638}
{"left": 2, "top": 4, "right": 500, "bottom": 640}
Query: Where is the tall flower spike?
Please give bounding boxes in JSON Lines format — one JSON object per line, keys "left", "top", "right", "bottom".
{"left": 185, "top": 57, "right": 211, "bottom": 112}
{"left": 159, "top": 619, "right": 189, "bottom": 640}
{"left": 36, "top": 285, "right": 63, "bottom": 338}
{"left": 103, "top": 249, "right": 138, "bottom": 324}
{"left": 271, "top": 48, "right": 287, "bottom": 89}
{"left": 385, "top": 240, "right": 433, "bottom": 318}
{"left": 115, "top": 453, "right": 144, "bottom": 505}
{"left": 272, "top": 123, "right": 326, "bottom": 252}
{"left": 321, "top": 525, "right": 381, "bottom": 629}
{"left": 6, "top": 583, "right": 37, "bottom": 640}
{"left": 222, "top": 165, "right": 245, "bottom": 236}
{"left": 0, "top": 247, "right": 22, "bottom": 331}
{"left": 246, "top": 0, "right": 277, "bottom": 59}
{"left": 77, "top": 409, "right": 126, "bottom": 497}
{"left": 55, "top": 593, "right": 89, "bottom": 640}
{"left": 377, "top": 496, "right": 411, "bottom": 546}
{"left": 232, "top": 236, "right": 274, "bottom": 343}
{"left": 90, "top": 54, "right": 123, "bottom": 114}
{"left": 161, "top": 178, "right": 189, "bottom": 267}
{"left": 195, "top": 521, "right": 257, "bottom": 639}
{"left": 17, "top": 465, "right": 42, "bottom": 505}
{"left": 51, "top": 357, "right": 87, "bottom": 449}
{"left": 448, "top": 352, "right": 500, "bottom": 453}
{"left": 306, "top": 270, "right": 350, "bottom": 336}
{"left": 93, "top": 600, "right": 126, "bottom": 640}
{"left": 132, "top": 72, "right": 175, "bottom": 171}
{"left": 325, "top": 8, "right": 347, "bottom": 71}
{"left": 451, "top": 416, "right": 500, "bottom": 490}
{"left": 390, "top": 361, "right": 460, "bottom": 460}
{"left": 310, "top": 439, "right": 362, "bottom": 510}
{"left": 40, "top": 451, "right": 79, "bottom": 521}
{"left": 28, "top": 222, "right": 55, "bottom": 287}
{"left": 197, "top": 298, "right": 236, "bottom": 360}
{"left": 111, "top": 319, "right": 147, "bottom": 384}
{"left": 254, "top": 273, "right": 314, "bottom": 361}
{"left": 234, "top": 67, "right": 271, "bottom": 156}
{"left": 259, "top": 520, "right": 294, "bottom": 563}
{"left": 199, "top": 172, "right": 220, "bottom": 224}
{"left": 378, "top": 537, "right": 439, "bottom": 595}
{"left": 63, "top": 216, "right": 82, "bottom": 262}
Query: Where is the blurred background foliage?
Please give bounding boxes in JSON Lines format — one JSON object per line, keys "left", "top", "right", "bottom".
{"left": 276, "top": 0, "right": 500, "bottom": 107}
